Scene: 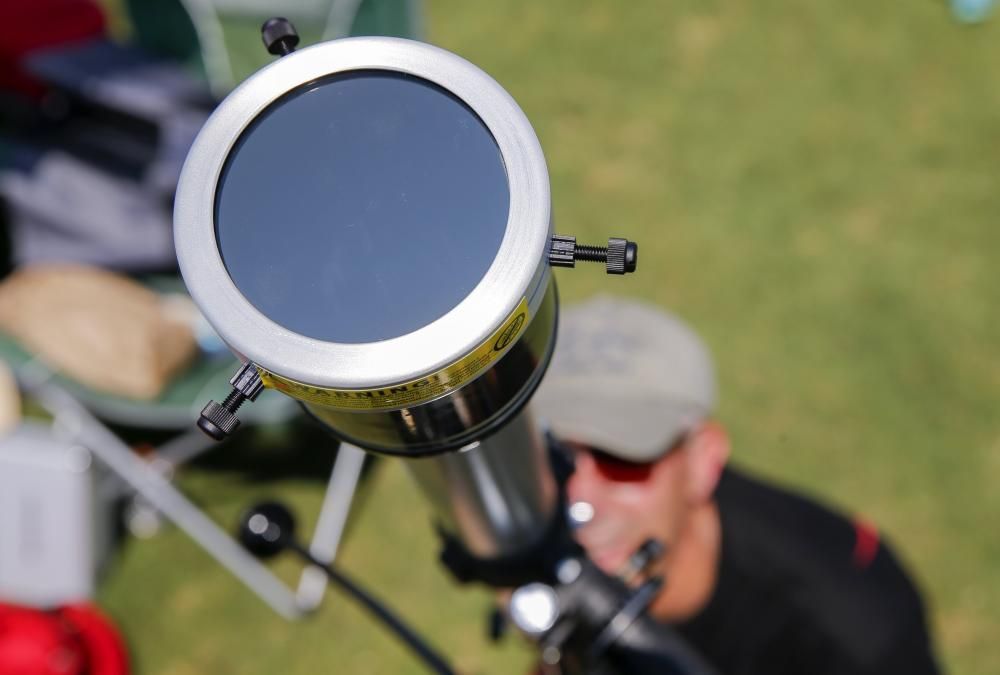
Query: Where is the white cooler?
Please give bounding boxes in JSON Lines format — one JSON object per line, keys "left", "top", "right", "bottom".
{"left": 0, "top": 422, "right": 112, "bottom": 607}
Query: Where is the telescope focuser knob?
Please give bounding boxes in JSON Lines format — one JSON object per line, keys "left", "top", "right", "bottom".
{"left": 548, "top": 235, "right": 638, "bottom": 274}
{"left": 261, "top": 17, "right": 300, "bottom": 56}
{"left": 197, "top": 362, "right": 264, "bottom": 440}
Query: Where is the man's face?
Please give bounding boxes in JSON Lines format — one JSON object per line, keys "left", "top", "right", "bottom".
{"left": 564, "top": 440, "right": 692, "bottom": 575}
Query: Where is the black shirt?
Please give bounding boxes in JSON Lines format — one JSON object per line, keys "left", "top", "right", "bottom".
{"left": 674, "top": 467, "right": 941, "bottom": 675}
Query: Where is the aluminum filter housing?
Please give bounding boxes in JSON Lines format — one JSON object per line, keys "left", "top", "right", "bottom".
{"left": 174, "top": 37, "right": 556, "bottom": 456}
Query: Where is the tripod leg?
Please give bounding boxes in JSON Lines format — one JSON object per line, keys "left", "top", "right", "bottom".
{"left": 295, "top": 442, "right": 367, "bottom": 611}
{"left": 17, "top": 362, "right": 302, "bottom": 620}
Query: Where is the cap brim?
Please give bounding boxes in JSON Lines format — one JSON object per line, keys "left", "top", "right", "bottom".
{"left": 534, "top": 391, "right": 707, "bottom": 463}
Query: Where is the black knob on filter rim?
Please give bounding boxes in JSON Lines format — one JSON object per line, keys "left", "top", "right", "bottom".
{"left": 198, "top": 400, "right": 240, "bottom": 440}
{"left": 547, "top": 234, "right": 638, "bottom": 274}
{"left": 624, "top": 240, "right": 638, "bottom": 272}
{"left": 261, "top": 17, "right": 300, "bottom": 56}
{"left": 196, "top": 362, "right": 264, "bottom": 440}
{"left": 607, "top": 237, "right": 638, "bottom": 274}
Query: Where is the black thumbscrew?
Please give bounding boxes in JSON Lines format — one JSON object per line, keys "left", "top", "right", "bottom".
{"left": 261, "top": 17, "right": 300, "bottom": 56}
{"left": 548, "top": 235, "right": 638, "bottom": 274}
{"left": 238, "top": 501, "right": 297, "bottom": 559}
{"left": 197, "top": 362, "right": 264, "bottom": 440}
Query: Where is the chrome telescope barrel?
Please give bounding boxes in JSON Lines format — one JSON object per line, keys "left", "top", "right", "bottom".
{"left": 174, "top": 37, "right": 559, "bottom": 556}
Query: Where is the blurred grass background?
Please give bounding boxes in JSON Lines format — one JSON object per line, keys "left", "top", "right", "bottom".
{"left": 96, "top": 1, "right": 998, "bottom": 673}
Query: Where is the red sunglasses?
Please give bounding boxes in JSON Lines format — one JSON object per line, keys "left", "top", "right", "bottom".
{"left": 569, "top": 434, "right": 688, "bottom": 483}
{"left": 582, "top": 446, "right": 656, "bottom": 483}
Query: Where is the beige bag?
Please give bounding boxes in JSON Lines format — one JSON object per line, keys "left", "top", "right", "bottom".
{"left": 0, "top": 360, "right": 18, "bottom": 436}
{"left": 0, "top": 265, "right": 197, "bottom": 400}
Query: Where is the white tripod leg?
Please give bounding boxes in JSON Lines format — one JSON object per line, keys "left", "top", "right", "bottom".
{"left": 295, "top": 442, "right": 367, "bottom": 611}
{"left": 18, "top": 363, "right": 302, "bottom": 619}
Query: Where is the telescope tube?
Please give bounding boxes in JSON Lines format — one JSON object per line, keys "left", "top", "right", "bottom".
{"left": 175, "top": 37, "right": 559, "bottom": 556}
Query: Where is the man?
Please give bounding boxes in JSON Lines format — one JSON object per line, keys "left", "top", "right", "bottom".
{"left": 531, "top": 295, "right": 941, "bottom": 675}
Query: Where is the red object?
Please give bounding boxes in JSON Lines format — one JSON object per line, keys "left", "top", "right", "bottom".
{"left": 0, "top": 603, "right": 129, "bottom": 675}
{"left": 0, "top": 604, "right": 85, "bottom": 675}
{"left": 58, "top": 605, "right": 130, "bottom": 675}
{"left": 0, "top": 0, "right": 106, "bottom": 96}
{"left": 852, "top": 518, "right": 881, "bottom": 569}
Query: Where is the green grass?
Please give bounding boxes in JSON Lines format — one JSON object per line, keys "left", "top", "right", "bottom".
{"left": 97, "top": 1, "right": 999, "bottom": 673}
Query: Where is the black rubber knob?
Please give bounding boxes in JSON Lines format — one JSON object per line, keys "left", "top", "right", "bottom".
{"left": 238, "top": 501, "right": 297, "bottom": 559}
{"left": 624, "top": 241, "right": 638, "bottom": 272}
{"left": 261, "top": 17, "right": 300, "bottom": 56}
{"left": 198, "top": 400, "right": 239, "bottom": 440}
{"left": 195, "top": 363, "right": 263, "bottom": 441}
{"left": 607, "top": 238, "right": 638, "bottom": 275}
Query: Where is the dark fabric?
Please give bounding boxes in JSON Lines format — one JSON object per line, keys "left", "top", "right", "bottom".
{"left": 674, "top": 467, "right": 941, "bottom": 675}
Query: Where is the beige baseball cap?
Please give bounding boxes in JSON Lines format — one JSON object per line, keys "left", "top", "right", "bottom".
{"left": 532, "top": 295, "right": 716, "bottom": 462}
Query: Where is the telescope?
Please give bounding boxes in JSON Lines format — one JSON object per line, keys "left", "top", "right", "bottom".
{"left": 174, "top": 18, "right": 714, "bottom": 675}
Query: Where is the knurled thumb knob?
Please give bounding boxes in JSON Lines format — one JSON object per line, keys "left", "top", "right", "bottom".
{"left": 606, "top": 237, "right": 638, "bottom": 275}
{"left": 261, "top": 17, "right": 300, "bottom": 56}
{"left": 196, "top": 362, "right": 263, "bottom": 440}
{"left": 198, "top": 400, "right": 240, "bottom": 440}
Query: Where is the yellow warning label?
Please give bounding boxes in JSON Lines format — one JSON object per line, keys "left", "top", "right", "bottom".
{"left": 256, "top": 297, "right": 531, "bottom": 411}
